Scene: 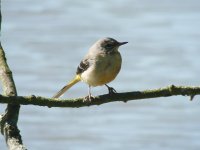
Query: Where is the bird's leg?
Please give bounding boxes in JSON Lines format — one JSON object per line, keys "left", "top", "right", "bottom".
{"left": 84, "top": 85, "right": 94, "bottom": 102}
{"left": 105, "top": 84, "right": 117, "bottom": 95}
{"left": 88, "top": 85, "right": 92, "bottom": 101}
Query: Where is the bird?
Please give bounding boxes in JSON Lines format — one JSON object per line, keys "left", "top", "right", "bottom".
{"left": 52, "top": 37, "right": 128, "bottom": 100}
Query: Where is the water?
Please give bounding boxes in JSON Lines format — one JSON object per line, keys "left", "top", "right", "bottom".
{"left": 1, "top": 0, "right": 200, "bottom": 149}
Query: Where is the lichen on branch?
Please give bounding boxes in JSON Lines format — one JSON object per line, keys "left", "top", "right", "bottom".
{"left": 0, "top": 2, "right": 26, "bottom": 149}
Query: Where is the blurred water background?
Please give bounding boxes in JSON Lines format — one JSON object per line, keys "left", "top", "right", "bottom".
{"left": 0, "top": 0, "right": 200, "bottom": 150}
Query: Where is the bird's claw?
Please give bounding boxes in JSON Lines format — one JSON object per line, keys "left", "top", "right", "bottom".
{"left": 83, "top": 95, "right": 94, "bottom": 102}
{"left": 105, "top": 84, "right": 117, "bottom": 95}
{"left": 108, "top": 87, "right": 117, "bottom": 94}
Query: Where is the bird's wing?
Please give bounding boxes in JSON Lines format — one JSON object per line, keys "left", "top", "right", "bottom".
{"left": 76, "top": 58, "right": 90, "bottom": 74}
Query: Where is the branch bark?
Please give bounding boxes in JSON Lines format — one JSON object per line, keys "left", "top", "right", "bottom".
{"left": 0, "top": 1, "right": 26, "bottom": 149}
{"left": 0, "top": 85, "right": 199, "bottom": 108}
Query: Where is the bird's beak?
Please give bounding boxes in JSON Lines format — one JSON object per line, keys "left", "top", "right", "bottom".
{"left": 118, "top": 41, "right": 128, "bottom": 46}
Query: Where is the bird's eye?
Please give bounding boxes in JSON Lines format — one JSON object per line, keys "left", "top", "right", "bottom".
{"left": 105, "top": 44, "right": 113, "bottom": 49}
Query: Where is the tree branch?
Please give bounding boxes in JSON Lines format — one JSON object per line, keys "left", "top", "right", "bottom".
{"left": 0, "top": 1, "right": 26, "bottom": 149}
{"left": 0, "top": 85, "right": 199, "bottom": 108}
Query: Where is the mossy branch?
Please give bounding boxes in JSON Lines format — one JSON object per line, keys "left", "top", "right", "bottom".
{"left": 0, "top": 1, "right": 26, "bottom": 149}
{"left": 0, "top": 85, "right": 199, "bottom": 108}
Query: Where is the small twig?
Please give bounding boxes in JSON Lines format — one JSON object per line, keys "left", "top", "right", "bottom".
{"left": 190, "top": 95, "right": 195, "bottom": 101}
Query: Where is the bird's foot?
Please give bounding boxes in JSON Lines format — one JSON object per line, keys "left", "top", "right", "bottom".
{"left": 105, "top": 84, "right": 117, "bottom": 95}
{"left": 83, "top": 94, "right": 95, "bottom": 102}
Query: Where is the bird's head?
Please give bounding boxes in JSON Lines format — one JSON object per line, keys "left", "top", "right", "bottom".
{"left": 90, "top": 37, "right": 128, "bottom": 54}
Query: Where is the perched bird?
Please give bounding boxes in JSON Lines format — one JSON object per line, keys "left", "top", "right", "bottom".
{"left": 52, "top": 37, "right": 128, "bottom": 100}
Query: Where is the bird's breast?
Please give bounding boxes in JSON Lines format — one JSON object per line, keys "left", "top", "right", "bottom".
{"left": 81, "top": 52, "right": 122, "bottom": 86}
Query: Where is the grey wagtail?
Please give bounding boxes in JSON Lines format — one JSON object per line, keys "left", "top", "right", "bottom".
{"left": 52, "top": 37, "right": 128, "bottom": 100}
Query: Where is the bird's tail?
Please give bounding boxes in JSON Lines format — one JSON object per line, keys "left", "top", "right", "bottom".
{"left": 52, "top": 75, "right": 81, "bottom": 98}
